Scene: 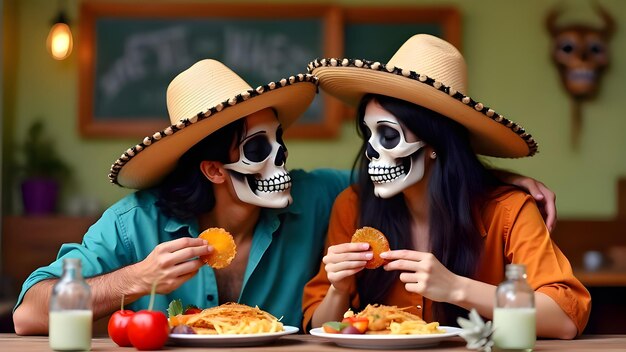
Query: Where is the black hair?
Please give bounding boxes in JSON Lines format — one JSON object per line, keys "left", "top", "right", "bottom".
{"left": 156, "top": 119, "right": 245, "bottom": 219}
{"left": 353, "top": 94, "right": 501, "bottom": 325}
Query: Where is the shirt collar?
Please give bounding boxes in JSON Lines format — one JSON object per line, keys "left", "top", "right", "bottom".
{"left": 164, "top": 216, "right": 197, "bottom": 238}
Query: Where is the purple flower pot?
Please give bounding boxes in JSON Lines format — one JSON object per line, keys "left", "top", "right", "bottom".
{"left": 21, "top": 178, "right": 59, "bottom": 215}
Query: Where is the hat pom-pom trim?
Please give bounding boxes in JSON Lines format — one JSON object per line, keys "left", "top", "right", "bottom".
{"left": 109, "top": 73, "right": 318, "bottom": 186}
{"left": 308, "top": 58, "right": 538, "bottom": 158}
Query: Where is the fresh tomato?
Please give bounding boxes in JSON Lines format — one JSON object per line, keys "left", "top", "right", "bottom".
{"left": 127, "top": 310, "right": 170, "bottom": 350}
{"left": 183, "top": 306, "right": 202, "bottom": 315}
{"left": 322, "top": 321, "right": 348, "bottom": 334}
{"left": 107, "top": 309, "right": 134, "bottom": 347}
{"left": 342, "top": 316, "right": 369, "bottom": 334}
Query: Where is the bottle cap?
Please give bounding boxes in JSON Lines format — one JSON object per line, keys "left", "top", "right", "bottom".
{"left": 505, "top": 264, "right": 527, "bottom": 279}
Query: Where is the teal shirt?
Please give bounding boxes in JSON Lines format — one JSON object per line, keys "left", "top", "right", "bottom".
{"left": 16, "top": 169, "right": 351, "bottom": 328}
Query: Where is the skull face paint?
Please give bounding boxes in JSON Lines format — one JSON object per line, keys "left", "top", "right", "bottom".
{"left": 363, "top": 101, "right": 426, "bottom": 199}
{"left": 223, "top": 110, "right": 292, "bottom": 208}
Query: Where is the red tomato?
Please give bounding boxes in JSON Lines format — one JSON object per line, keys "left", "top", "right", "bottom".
{"left": 184, "top": 307, "right": 202, "bottom": 315}
{"left": 108, "top": 309, "right": 134, "bottom": 347}
{"left": 127, "top": 310, "right": 170, "bottom": 350}
{"left": 342, "top": 316, "right": 369, "bottom": 334}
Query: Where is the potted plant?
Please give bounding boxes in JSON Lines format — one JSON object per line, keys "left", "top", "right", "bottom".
{"left": 16, "top": 120, "right": 71, "bottom": 215}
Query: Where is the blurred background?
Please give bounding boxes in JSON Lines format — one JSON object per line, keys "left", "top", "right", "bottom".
{"left": 1, "top": 0, "right": 625, "bottom": 334}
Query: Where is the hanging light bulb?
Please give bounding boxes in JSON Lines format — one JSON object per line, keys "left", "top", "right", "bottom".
{"left": 46, "top": 9, "right": 73, "bottom": 60}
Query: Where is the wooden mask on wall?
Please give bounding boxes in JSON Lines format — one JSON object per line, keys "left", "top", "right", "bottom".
{"left": 546, "top": 5, "right": 615, "bottom": 146}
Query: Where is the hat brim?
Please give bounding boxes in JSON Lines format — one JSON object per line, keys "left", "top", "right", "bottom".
{"left": 111, "top": 75, "right": 317, "bottom": 189}
{"left": 310, "top": 59, "right": 537, "bottom": 158}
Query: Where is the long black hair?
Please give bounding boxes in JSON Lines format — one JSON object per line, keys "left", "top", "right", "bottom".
{"left": 156, "top": 119, "right": 245, "bottom": 219}
{"left": 353, "top": 94, "right": 502, "bottom": 325}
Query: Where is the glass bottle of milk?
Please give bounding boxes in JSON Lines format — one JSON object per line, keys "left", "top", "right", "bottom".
{"left": 49, "top": 258, "right": 93, "bottom": 351}
{"left": 493, "top": 264, "right": 536, "bottom": 351}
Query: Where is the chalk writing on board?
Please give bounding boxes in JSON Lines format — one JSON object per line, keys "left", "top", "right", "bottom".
{"left": 94, "top": 19, "right": 322, "bottom": 121}
{"left": 100, "top": 27, "right": 190, "bottom": 101}
{"left": 223, "top": 28, "right": 313, "bottom": 81}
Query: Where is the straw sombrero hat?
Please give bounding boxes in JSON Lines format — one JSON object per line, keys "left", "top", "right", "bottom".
{"left": 109, "top": 59, "right": 318, "bottom": 189}
{"left": 308, "top": 34, "right": 537, "bottom": 158}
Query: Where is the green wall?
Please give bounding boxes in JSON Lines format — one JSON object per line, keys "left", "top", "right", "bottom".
{"left": 2, "top": 0, "right": 625, "bottom": 218}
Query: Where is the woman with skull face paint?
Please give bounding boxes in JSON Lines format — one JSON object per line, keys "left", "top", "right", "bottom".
{"left": 302, "top": 35, "right": 590, "bottom": 339}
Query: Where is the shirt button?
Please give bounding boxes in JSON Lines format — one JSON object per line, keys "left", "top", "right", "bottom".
{"left": 206, "top": 294, "right": 214, "bottom": 301}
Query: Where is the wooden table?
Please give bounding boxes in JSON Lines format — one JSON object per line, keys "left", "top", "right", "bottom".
{"left": 1, "top": 334, "right": 625, "bottom": 351}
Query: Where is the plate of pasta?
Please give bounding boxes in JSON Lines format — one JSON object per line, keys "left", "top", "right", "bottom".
{"left": 309, "top": 304, "right": 462, "bottom": 349}
{"left": 168, "top": 302, "right": 299, "bottom": 347}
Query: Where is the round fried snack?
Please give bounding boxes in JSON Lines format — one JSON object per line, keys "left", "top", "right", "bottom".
{"left": 351, "top": 227, "right": 390, "bottom": 269}
{"left": 198, "top": 228, "right": 237, "bottom": 269}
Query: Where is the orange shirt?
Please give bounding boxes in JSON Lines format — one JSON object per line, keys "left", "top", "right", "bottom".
{"left": 302, "top": 186, "right": 591, "bottom": 335}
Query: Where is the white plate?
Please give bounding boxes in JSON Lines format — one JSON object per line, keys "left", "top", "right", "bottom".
{"left": 309, "top": 326, "right": 462, "bottom": 350}
{"left": 168, "top": 325, "right": 299, "bottom": 347}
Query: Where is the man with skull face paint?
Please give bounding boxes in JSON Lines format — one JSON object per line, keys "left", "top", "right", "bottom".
{"left": 303, "top": 35, "right": 590, "bottom": 339}
{"left": 14, "top": 57, "right": 558, "bottom": 335}
{"left": 14, "top": 60, "right": 349, "bottom": 333}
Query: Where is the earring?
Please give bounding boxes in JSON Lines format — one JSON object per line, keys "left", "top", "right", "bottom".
{"left": 430, "top": 151, "right": 437, "bottom": 159}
